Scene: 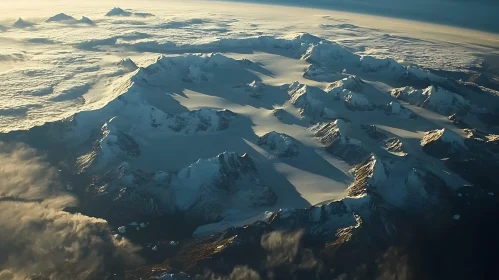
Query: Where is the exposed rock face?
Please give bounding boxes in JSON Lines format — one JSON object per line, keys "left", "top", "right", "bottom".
{"left": 258, "top": 131, "right": 300, "bottom": 158}
{"left": 392, "top": 85, "right": 471, "bottom": 115}
{"left": 311, "top": 120, "right": 369, "bottom": 165}
{"left": 485, "top": 134, "right": 499, "bottom": 153}
{"left": 448, "top": 113, "right": 469, "bottom": 128}
{"left": 442, "top": 132, "right": 499, "bottom": 191}
{"left": 349, "top": 155, "right": 455, "bottom": 220}
{"left": 421, "top": 128, "right": 468, "bottom": 159}
{"left": 384, "top": 137, "right": 406, "bottom": 155}
{"left": 129, "top": 157, "right": 458, "bottom": 280}
{"left": 467, "top": 72, "right": 499, "bottom": 91}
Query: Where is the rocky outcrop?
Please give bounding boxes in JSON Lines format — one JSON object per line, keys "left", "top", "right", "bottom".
{"left": 311, "top": 120, "right": 369, "bottom": 165}
{"left": 384, "top": 137, "right": 406, "bottom": 155}
{"left": 421, "top": 128, "right": 468, "bottom": 159}
{"left": 349, "top": 155, "right": 455, "bottom": 220}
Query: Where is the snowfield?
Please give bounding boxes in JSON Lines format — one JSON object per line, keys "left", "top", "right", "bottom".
{"left": 0, "top": 0, "right": 498, "bottom": 279}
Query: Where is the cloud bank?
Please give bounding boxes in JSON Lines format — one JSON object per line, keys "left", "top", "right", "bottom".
{"left": 0, "top": 142, "right": 143, "bottom": 280}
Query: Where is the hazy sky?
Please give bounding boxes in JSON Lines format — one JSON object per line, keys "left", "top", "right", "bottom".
{"left": 0, "top": 0, "right": 498, "bottom": 33}
{"left": 221, "top": 0, "right": 499, "bottom": 32}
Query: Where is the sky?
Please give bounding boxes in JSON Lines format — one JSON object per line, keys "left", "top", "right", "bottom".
{"left": 220, "top": 0, "right": 499, "bottom": 33}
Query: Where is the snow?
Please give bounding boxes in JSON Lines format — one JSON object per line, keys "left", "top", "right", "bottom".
{"left": 287, "top": 82, "right": 326, "bottom": 120}
{"left": 359, "top": 56, "right": 405, "bottom": 74}
{"left": 302, "top": 41, "right": 360, "bottom": 68}
{"left": 342, "top": 194, "right": 371, "bottom": 213}
{"left": 233, "top": 80, "right": 266, "bottom": 98}
{"left": 367, "top": 156, "right": 388, "bottom": 185}
{"left": 258, "top": 131, "right": 300, "bottom": 158}
{"left": 117, "top": 58, "right": 138, "bottom": 72}
{"left": 453, "top": 214, "right": 460, "bottom": 220}
{"left": 393, "top": 85, "right": 471, "bottom": 115}
{"left": 326, "top": 75, "right": 364, "bottom": 96}
{"left": 437, "top": 128, "right": 467, "bottom": 148}
{"left": 391, "top": 102, "right": 401, "bottom": 114}
{"left": 0, "top": 0, "right": 495, "bottom": 241}
{"left": 344, "top": 91, "right": 372, "bottom": 109}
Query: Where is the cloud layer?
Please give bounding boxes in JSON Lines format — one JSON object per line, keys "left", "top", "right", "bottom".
{"left": 0, "top": 142, "right": 142, "bottom": 280}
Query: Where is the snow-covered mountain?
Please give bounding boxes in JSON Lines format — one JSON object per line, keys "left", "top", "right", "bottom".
{"left": 392, "top": 85, "right": 471, "bottom": 116}
{"left": 311, "top": 120, "right": 369, "bottom": 164}
{"left": 258, "top": 131, "right": 300, "bottom": 158}
{"left": 45, "top": 13, "right": 77, "bottom": 23}
{"left": 12, "top": 17, "right": 34, "bottom": 28}
{"left": 0, "top": 5, "right": 498, "bottom": 278}
{"left": 87, "top": 152, "right": 277, "bottom": 223}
